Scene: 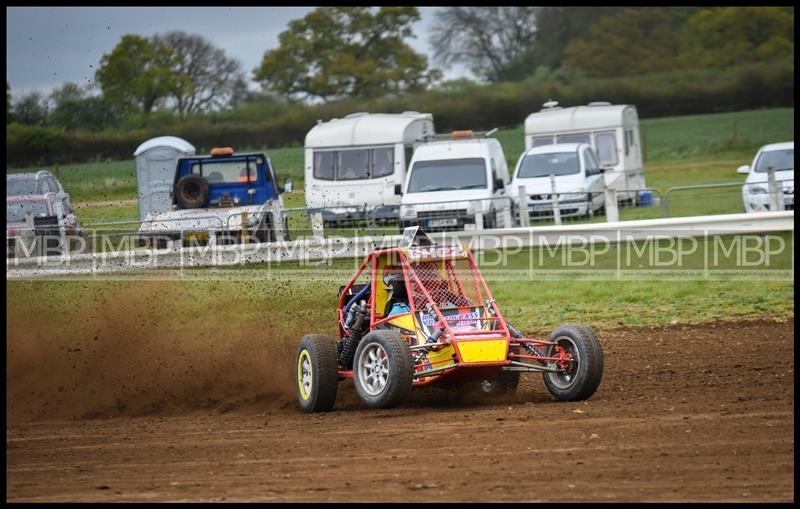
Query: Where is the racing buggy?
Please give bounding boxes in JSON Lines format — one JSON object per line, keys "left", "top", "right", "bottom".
{"left": 294, "top": 227, "right": 604, "bottom": 412}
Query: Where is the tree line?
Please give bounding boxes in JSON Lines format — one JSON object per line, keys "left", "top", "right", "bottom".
{"left": 6, "top": 6, "right": 795, "bottom": 132}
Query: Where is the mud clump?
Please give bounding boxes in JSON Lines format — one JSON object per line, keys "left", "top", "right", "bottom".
{"left": 7, "top": 282, "right": 302, "bottom": 423}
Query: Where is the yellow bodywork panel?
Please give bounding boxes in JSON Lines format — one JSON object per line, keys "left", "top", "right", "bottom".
{"left": 456, "top": 340, "right": 508, "bottom": 363}
{"left": 426, "top": 344, "right": 456, "bottom": 369}
{"left": 386, "top": 314, "right": 416, "bottom": 332}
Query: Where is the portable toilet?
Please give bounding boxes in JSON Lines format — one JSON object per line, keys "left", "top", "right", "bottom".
{"left": 133, "top": 136, "right": 196, "bottom": 221}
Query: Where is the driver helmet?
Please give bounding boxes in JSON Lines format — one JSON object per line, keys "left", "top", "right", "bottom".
{"left": 384, "top": 272, "right": 408, "bottom": 302}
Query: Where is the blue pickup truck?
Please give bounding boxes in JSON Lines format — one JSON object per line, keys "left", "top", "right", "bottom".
{"left": 134, "top": 139, "right": 292, "bottom": 246}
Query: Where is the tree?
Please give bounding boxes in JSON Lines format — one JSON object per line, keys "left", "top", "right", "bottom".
{"left": 254, "top": 7, "right": 440, "bottom": 101}
{"left": 563, "top": 8, "right": 680, "bottom": 78}
{"left": 95, "top": 34, "right": 179, "bottom": 116}
{"left": 678, "top": 7, "right": 794, "bottom": 69}
{"left": 151, "top": 31, "right": 247, "bottom": 117}
{"left": 49, "top": 82, "right": 116, "bottom": 131}
{"left": 429, "top": 7, "right": 540, "bottom": 83}
{"left": 13, "top": 91, "right": 49, "bottom": 126}
{"left": 531, "top": 7, "right": 621, "bottom": 70}
{"left": 7, "top": 81, "right": 11, "bottom": 123}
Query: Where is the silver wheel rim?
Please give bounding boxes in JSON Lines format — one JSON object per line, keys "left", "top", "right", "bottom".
{"left": 301, "top": 355, "right": 312, "bottom": 396}
{"left": 357, "top": 343, "right": 389, "bottom": 396}
{"left": 547, "top": 336, "right": 580, "bottom": 389}
{"left": 480, "top": 379, "right": 496, "bottom": 393}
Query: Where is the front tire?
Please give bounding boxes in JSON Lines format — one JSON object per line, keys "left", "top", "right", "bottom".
{"left": 542, "top": 325, "right": 603, "bottom": 401}
{"left": 353, "top": 330, "right": 413, "bottom": 409}
{"left": 295, "top": 334, "right": 339, "bottom": 413}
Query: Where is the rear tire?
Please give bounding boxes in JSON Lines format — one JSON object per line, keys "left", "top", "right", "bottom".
{"left": 542, "top": 324, "right": 603, "bottom": 401}
{"left": 480, "top": 371, "right": 520, "bottom": 396}
{"left": 353, "top": 330, "right": 413, "bottom": 409}
{"left": 296, "top": 334, "right": 339, "bottom": 413}
{"left": 480, "top": 345, "right": 521, "bottom": 396}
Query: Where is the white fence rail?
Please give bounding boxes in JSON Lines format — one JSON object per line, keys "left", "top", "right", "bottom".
{"left": 6, "top": 211, "right": 793, "bottom": 279}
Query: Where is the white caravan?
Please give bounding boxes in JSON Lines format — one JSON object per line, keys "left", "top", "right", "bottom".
{"left": 399, "top": 131, "right": 513, "bottom": 232}
{"left": 524, "top": 101, "right": 645, "bottom": 200}
{"left": 304, "top": 112, "right": 435, "bottom": 226}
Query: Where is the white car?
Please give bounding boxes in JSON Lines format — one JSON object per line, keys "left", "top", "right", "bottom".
{"left": 738, "top": 142, "right": 794, "bottom": 213}
{"left": 510, "top": 143, "right": 606, "bottom": 220}
{"left": 399, "top": 133, "right": 513, "bottom": 232}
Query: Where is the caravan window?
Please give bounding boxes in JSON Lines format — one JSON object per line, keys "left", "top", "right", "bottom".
{"left": 557, "top": 132, "right": 590, "bottom": 144}
{"left": 531, "top": 136, "right": 554, "bottom": 147}
{"left": 313, "top": 151, "right": 335, "bottom": 181}
{"left": 337, "top": 149, "right": 369, "bottom": 180}
{"left": 372, "top": 147, "right": 395, "bottom": 178}
{"left": 594, "top": 131, "right": 618, "bottom": 166}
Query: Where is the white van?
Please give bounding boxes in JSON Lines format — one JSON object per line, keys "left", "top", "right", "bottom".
{"left": 511, "top": 143, "right": 606, "bottom": 219}
{"left": 399, "top": 131, "right": 513, "bottom": 232}
{"left": 304, "top": 112, "right": 435, "bottom": 226}
{"left": 524, "top": 101, "right": 645, "bottom": 201}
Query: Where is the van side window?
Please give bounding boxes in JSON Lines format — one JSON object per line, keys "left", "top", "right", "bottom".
{"left": 337, "top": 149, "right": 369, "bottom": 180}
{"left": 371, "top": 147, "right": 394, "bottom": 178}
{"left": 557, "top": 132, "right": 590, "bottom": 144}
{"left": 531, "top": 136, "right": 554, "bottom": 147}
{"left": 313, "top": 151, "right": 335, "bottom": 181}
{"left": 594, "top": 131, "right": 618, "bottom": 167}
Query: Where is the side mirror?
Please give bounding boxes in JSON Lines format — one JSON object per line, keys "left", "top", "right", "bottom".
{"left": 494, "top": 178, "right": 505, "bottom": 190}
{"left": 282, "top": 178, "right": 294, "bottom": 194}
{"left": 394, "top": 184, "right": 402, "bottom": 195}
{"left": 737, "top": 165, "right": 750, "bottom": 175}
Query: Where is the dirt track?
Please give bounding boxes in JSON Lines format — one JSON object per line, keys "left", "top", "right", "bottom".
{"left": 6, "top": 319, "right": 794, "bottom": 502}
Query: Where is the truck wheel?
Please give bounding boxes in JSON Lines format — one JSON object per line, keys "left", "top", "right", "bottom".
{"left": 353, "top": 330, "right": 413, "bottom": 409}
{"left": 542, "top": 325, "right": 603, "bottom": 401}
{"left": 296, "top": 334, "right": 339, "bottom": 413}
{"left": 175, "top": 175, "right": 210, "bottom": 209}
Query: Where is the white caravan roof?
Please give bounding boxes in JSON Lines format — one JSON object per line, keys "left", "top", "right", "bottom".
{"left": 305, "top": 112, "right": 434, "bottom": 148}
{"left": 524, "top": 103, "right": 638, "bottom": 136}
{"left": 133, "top": 136, "right": 196, "bottom": 156}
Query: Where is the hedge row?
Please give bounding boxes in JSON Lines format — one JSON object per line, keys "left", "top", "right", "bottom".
{"left": 7, "top": 59, "right": 794, "bottom": 167}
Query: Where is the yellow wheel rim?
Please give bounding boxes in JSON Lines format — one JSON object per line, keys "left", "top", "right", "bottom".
{"left": 297, "top": 349, "right": 312, "bottom": 400}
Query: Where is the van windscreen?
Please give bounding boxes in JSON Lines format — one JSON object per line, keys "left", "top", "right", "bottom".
{"left": 518, "top": 152, "right": 580, "bottom": 178}
{"left": 407, "top": 158, "right": 487, "bottom": 193}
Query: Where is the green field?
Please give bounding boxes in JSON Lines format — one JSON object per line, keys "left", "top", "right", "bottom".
{"left": 7, "top": 108, "right": 794, "bottom": 225}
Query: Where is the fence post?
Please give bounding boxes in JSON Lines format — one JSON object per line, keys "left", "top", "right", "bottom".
{"left": 517, "top": 186, "right": 530, "bottom": 227}
{"left": 605, "top": 188, "right": 619, "bottom": 223}
{"left": 270, "top": 200, "right": 286, "bottom": 242}
{"left": 310, "top": 211, "right": 325, "bottom": 240}
{"left": 767, "top": 167, "right": 784, "bottom": 211}
{"left": 550, "top": 174, "right": 561, "bottom": 226}
{"left": 474, "top": 202, "right": 484, "bottom": 230}
{"left": 240, "top": 210, "right": 250, "bottom": 244}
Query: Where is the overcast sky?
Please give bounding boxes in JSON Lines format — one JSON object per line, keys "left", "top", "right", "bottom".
{"left": 6, "top": 6, "right": 471, "bottom": 100}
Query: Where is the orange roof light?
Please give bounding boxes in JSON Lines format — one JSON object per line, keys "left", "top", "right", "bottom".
{"left": 451, "top": 130, "right": 473, "bottom": 139}
{"left": 210, "top": 147, "right": 234, "bottom": 157}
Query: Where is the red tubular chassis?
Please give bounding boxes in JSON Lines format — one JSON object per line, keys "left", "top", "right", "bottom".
{"left": 295, "top": 227, "right": 604, "bottom": 412}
